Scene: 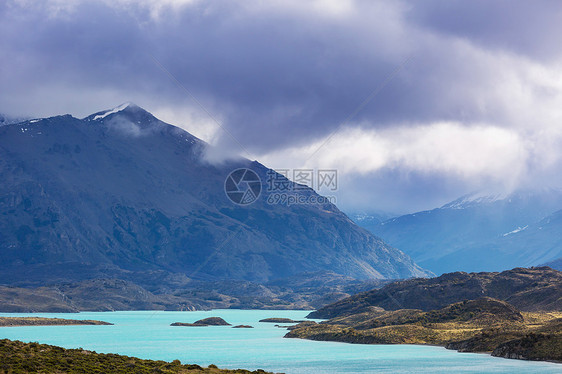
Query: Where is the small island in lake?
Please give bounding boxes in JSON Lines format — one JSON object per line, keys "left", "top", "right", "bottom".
{"left": 0, "top": 317, "right": 113, "bottom": 327}
{"left": 171, "top": 317, "right": 231, "bottom": 327}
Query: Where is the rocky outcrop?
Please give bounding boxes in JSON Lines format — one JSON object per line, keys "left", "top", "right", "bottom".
{"left": 491, "top": 333, "right": 562, "bottom": 361}
{"left": 309, "top": 267, "right": 562, "bottom": 319}
{"left": 171, "top": 317, "right": 231, "bottom": 326}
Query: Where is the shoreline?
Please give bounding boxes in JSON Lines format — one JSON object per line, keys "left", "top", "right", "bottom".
{"left": 0, "top": 316, "right": 113, "bottom": 327}
{"left": 284, "top": 329, "right": 562, "bottom": 364}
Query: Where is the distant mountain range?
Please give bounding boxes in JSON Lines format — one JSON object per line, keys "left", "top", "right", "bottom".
{"left": 0, "top": 103, "right": 429, "bottom": 293}
{"left": 358, "top": 190, "right": 562, "bottom": 275}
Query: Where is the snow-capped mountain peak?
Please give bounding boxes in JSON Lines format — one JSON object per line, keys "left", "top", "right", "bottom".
{"left": 441, "top": 191, "right": 510, "bottom": 210}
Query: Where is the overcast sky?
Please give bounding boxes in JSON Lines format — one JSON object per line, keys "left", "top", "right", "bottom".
{"left": 2, "top": 0, "right": 562, "bottom": 213}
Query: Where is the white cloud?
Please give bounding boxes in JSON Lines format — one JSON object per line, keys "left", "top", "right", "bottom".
{"left": 152, "top": 105, "right": 221, "bottom": 144}
{"left": 259, "top": 122, "right": 529, "bottom": 190}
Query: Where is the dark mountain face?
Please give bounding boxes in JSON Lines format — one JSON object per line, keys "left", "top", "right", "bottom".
{"left": 308, "top": 267, "right": 562, "bottom": 319}
{"left": 0, "top": 104, "right": 429, "bottom": 286}
{"left": 366, "top": 191, "right": 562, "bottom": 275}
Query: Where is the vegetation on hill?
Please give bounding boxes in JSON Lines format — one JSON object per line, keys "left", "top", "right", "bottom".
{"left": 289, "top": 297, "right": 562, "bottom": 362}
{"left": 0, "top": 339, "right": 274, "bottom": 374}
{"left": 309, "top": 267, "right": 562, "bottom": 319}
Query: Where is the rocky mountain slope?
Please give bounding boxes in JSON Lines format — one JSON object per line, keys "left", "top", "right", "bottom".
{"left": 309, "top": 267, "right": 562, "bottom": 319}
{"left": 0, "top": 272, "right": 394, "bottom": 312}
{"left": 0, "top": 104, "right": 428, "bottom": 304}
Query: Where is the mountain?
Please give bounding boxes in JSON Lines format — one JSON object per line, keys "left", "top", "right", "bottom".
{"left": 0, "top": 103, "right": 429, "bottom": 291}
{"left": 308, "top": 267, "right": 562, "bottom": 318}
{"left": 366, "top": 190, "right": 562, "bottom": 274}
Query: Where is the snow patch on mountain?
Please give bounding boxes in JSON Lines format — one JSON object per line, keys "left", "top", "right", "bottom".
{"left": 502, "top": 225, "right": 528, "bottom": 237}
{"left": 92, "top": 102, "right": 131, "bottom": 120}
{"left": 442, "top": 191, "right": 509, "bottom": 210}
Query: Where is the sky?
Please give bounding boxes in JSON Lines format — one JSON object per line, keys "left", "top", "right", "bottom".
{"left": 1, "top": 0, "right": 562, "bottom": 214}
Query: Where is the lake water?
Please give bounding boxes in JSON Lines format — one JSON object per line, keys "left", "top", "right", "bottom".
{"left": 0, "top": 310, "right": 560, "bottom": 373}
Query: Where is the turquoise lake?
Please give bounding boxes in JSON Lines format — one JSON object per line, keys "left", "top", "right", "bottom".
{"left": 1, "top": 310, "right": 560, "bottom": 373}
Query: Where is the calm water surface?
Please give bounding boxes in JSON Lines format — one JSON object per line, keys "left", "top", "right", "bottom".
{"left": 0, "top": 310, "right": 560, "bottom": 374}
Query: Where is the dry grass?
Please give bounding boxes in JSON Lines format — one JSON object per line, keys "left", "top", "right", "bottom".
{"left": 287, "top": 300, "right": 562, "bottom": 361}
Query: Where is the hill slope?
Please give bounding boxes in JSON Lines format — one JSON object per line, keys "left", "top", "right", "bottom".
{"left": 0, "top": 104, "right": 429, "bottom": 289}
{"left": 309, "top": 267, "right": 562, "bottom": 319}
{"left": 0, "top": 339, "right": 272, "bottom": 373}
{"left": 288, "top": 297, "right": 562, "bottom": 362}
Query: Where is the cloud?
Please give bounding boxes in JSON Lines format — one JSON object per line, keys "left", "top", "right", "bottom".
{"left": 259, "top": 121, "right": 528, "bottom": 190}
{"left": 1, "top": 0, "right": 562, "bottom": 211}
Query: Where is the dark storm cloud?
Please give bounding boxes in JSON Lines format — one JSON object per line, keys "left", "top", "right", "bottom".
{"left": 1, "top": 1, "right": 557, "bottom": 137}
{"left": 1, "top": 0, "right": 561, "bottom": 212}
{"left": 405, "top": 0, "right": 562, "bottom": 61}
{"left": 0, "top": 0, "right": 500, "bottom": 145}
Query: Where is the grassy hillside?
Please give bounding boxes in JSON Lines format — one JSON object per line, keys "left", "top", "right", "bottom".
{"left": 288, "top": 297, "right": 562, "bottom": 362}
{"left": 309, "top": 267, "right": 562, "bottom": 319}
{"left": 0, "top": 339, "right": 273, "bottom": 374}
